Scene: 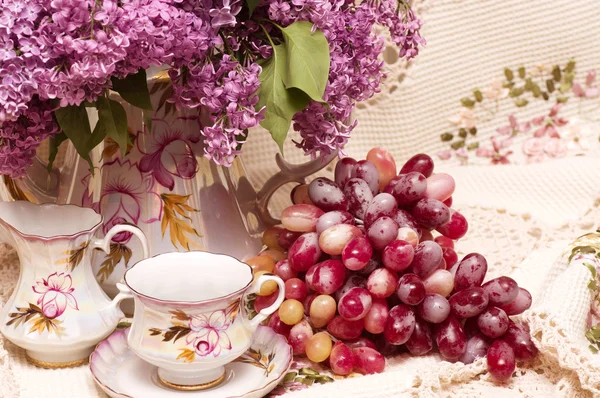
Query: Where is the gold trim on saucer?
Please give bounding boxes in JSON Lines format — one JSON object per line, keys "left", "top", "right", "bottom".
{"left": 26, "top": 354, "right": 88, "bottom": 369}
{"left": 158, "top": 372, "right": 226, "bottom": 391}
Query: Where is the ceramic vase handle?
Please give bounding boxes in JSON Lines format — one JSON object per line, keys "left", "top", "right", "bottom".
{"left": 256, "top": 150, "right": 338, "bottom": 226}
{"left": 91, "top": 224, "right": 150, "bottom": 260}
{"left": 244, "top": 274, "right": 285, "bottom": 330}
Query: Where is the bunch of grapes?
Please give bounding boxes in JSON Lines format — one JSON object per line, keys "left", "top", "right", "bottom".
{"left": 245, "top": 148, "right": 537, "bottom": 381}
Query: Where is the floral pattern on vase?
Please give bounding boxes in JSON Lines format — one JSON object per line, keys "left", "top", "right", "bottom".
{"left": 6, "top": 272, "right": 79, "bottom": 337}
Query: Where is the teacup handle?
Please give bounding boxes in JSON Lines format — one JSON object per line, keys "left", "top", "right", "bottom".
{"left": 91, "top": 224, "right": 150, "bottom": 259}
{"left": 245, "top": 274, "right": 285, "bottom": 330}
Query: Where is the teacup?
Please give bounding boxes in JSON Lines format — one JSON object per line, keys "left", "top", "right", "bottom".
{"left": 117, "top": 251, "right": 285, "bottom": 390}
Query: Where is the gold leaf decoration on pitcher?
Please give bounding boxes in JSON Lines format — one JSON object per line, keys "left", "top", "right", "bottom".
{"left": 96, "top": 243, "right": 132, "bottom": 284}
{"left": 57, "top": 242, "right": 89, "bottom": 272}
{"left": 160, "top": 193, "right": 202, "bottom": 250}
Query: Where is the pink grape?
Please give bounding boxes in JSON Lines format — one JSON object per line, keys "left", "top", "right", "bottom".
{"left": 393, "top": 209, "right": 420, "bottom": 232}
{"left": 423, "top": 269, "right": 454, "bottom": 297}
{"left": 352, "top": 347, "right": 385, "bottom": 375}
{"left": 503, "top": 322, "right": 538, "bottom": 360}
{"left": 384, "top": 304, "right": 416, "bottom": 345}
{"left": 460, "top": 333, "right": 490, "bottom": 364}
{"left": 255, "top": 292, "right": 279, "bottom": 313}
{"left": 435, "top": 236, "right": 454, "bottom": 249}
{"left": 436, "top": 210, "right": 468, "bottom": 240}
{"left": 443, "top": 196, "right": 453, "bottom": 207}
{"left": 336, "top": 275, "right": 368, "bottom": 301}
{"left": 364, "top": 193, "right": 398, "bottom": 226}
{"left": 367, "top": 216, "right": 399, "bottom": 250}
{"left": 411, "top": 198, "right": 450, "bottom": 229}
{"left": 405, "top": 317, "right": 433, "bottom": 356}
{"left": 367, "top": 147, "right": 397, "bottom": 190}
{"left": 338, "top": 287, "right": 373, "bottom": 321}
{"left": 374, "top": 335, "right": 399, "bottom": 356}
{"left": 308, "top": 177, "right": 349, "bottom": 212}
{"left": 463, "top": 317, "right": 480, "bottom": 339}
{"left": 396, "top": 227, "right": 419, "bottom": 247}
{"left": 303, "top": 293, "right": 318, "bottom": 315}
{"left": 288, "top": 232, "right": 322, "bottom": 272}
{"left": 342, "top": 236, "right": 373, "bottom": 271}
{"left": 335, "top": 157, "right": 357, "bottom": 188}
{"left": 389, "top": 171, "right": 427, "bottom": 206}
{"left": 500, "top": 288, "right": 532, "bottom": 316}
{"left": 364, "top": 299, "right": 389, "bottom": 334}
{"left": 343, "top": 178, "right": 373, "bottom": 220}
{"left": 396, "top": 273, "right": 426, "bottom": 305}
{"left": 454, "top": 253, "right": 488, "bottom": 291}
{"left": 357, "top": 257, "right": 381, "bottom": 276}
{"left": 346, "top": 337, "right": 377, "bottom": 350}
{"left": 417, "top": 293, "right": 450, "bottom": 324}
{"left": 435, "top": 315, "right": 467, "bottom": 360}
{"left": 411, "top": 241, "right": 443, "bottom": 279}
{"left": 420, "top": 228, "right": 434, "bottom": 242}
{"left": 486, "top": 340, "right": 515, "bottom": 381}
{"left": 319, "top": 224, "right": 362, "bottom": 255}
{"left": 425, "top": 173, "right": 455, "bottom": 202}
{"left": 400, "top": 153, "right": 434, "bottom": 177}
{"left": 330, "top": 342, "right": 355, "bottom": 376}
{"left": 327, "top": 316, "right": 364, "bottom": 340}
{"left": 482, "top": 276, "right": 519, "bottom": 306}
{"left": 285, "top": 278, "right": 308, "bottom": 301}
{"left": 277, "top": 229, "right": 302, "bottom": 250}
{"left": 352, "top": 160, "right": 380, "bottom": 196}
{"left": 367, "top": 268, "right": 398, "bottom": 299}
{"left": 288, "top": 319, "right": 314, "bottom": 354}
{"left": 274, "top": 259, "right": 298, "bottom": 281}
{"left": 281, "top": 204, "right": 324, "bottom": 232}
{"left": 315, "top": 210, "right": 354, "bottom": 234}
{"left": 478, "top": 307, "right": 510, "bottom": 338}
{"left": 382, "top": 239, "right": 414, "bottom": 272}
{"left": 442, "top": 247, "right": 458, "bottom": 269}
{"left": 267, "top": 312, "right": 293, "bottom": 336}
{"left": 383, "top": 175, "right": 400, "bottom": 194}
{"left": 305, "top": 259, "right": 347, "bottom": 295}
{"left": 449, "top": 287, "right": 489, "bottom": 318}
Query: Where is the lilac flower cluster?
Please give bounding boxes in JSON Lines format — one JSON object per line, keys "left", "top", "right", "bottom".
{"left": 0, "top": 0, "right": 423, "bottom": 177}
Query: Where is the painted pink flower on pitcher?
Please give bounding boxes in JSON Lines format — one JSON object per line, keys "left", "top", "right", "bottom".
{"left": 137, "top": 117, "right": 201, "bottom": 191}
{"left": 186, "top": 310, "right": 232, "bottom": 357}
{"left": 32, "top": 272, "right": 78, "bottom": 319}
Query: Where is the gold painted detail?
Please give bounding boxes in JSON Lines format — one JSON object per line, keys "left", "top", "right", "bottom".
{"left": 26, "top": 354, "right": 88, "bottom": 369}
{"left": 158, "top": 371, "right": 226, "bottom": 391}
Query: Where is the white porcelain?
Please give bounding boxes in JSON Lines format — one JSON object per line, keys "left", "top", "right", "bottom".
{"left": 0, "top": 201, "right": 149, "bottom": 367}
{"left": 119, "top": 251, "right": 285, "bottom": 389}
{"left": 91, "top": 326, "right": 292, "bottom": 398}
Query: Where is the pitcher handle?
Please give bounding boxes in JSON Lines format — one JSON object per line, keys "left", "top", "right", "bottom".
{"left": 256, "top": 150, "right": 338, "bottom": 226}
{"left": 90, "top": 224, "right": 150, "bottom": 260}
{"left": 243, "top": 274, "right": 285, "bottom": 331}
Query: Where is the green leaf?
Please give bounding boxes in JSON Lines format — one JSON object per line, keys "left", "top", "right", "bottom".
{"left": 469, "top": 127, "right": 477, "bottom": 136}
{"left": 509, "top": 87, "right": 524, "bottom": 97}
{"left": 440, "top": 133, "right": 453, "bottom": 142}
{"left": 524, "top": 78, "right": 533, "bottom": 91}
{"left": 256, "top": 44, "right": 311, "bottom": 152}
{"left": 96, "top": 97, "right": 129, "bottom": 157}
{"left": 111, "top": 69, "right": 153, "bottom": 111}
{"left": 515, "top": 98, "right": 529, "bottom": 107}
{"left": 54, "top": 105, "right": 94, "bottom": 170}
{"left": 473, "top": 89, "right": 483, "bottom": 102}
{"left": 546, "top": 79, "right": 555, "bottom": 93}
{"left": 246, "top": 0, "right": 260, "bottom": 16}
{"left": 557, "top": 96, "right": 569, "bottom": 104}
{"left": 564, "top": 59, "right": 576, "bottom": 73}
{"left": 460, "top": 98, "right": 475, "bottom": 108}
{"left": 504, "top": 68, "right": 514, "bottom": 81}
{"left": 458, "top": 128, "right": 467, "bottom": 138}
{"left": 552, "top": 65, "right": 562, "bottom": 82}
{"left": 518, "top": 66, "right": 526, "bottom": 79}
{"left": 279, "top": 21, "right": 330, "bottom": 103}
{"left": 467, "top": 142, "right": 479, "bottom": 150}
{"left": 47, "top": 132, "right": 68, "bottom": 172}
{"left": 451, "top": 140, "right": 465, "bottom": 150}
{"left": 532, "top": 84, "right": 542, "bottom": 97}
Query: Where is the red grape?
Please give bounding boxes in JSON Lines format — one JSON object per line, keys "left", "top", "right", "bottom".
{"left": 405, "top": 317, "right": 433, "bottom": 356}
{"left": 330, "top": 341, "right": 355, "bottom": 376}
{"left": 327, "top": 316, "right": 364, "bottom": 340}
{"left": 396, "top": 273, "right": 426, "bottom": 305}
{"left": 449, "top": 287, "right": 489, "bottom": 318}
{"left": 412, "top": 241, "right": 443, "bottom": 279}
{"left": 417, "top": 293, "right": 450, "bottom": 324}
{"left": 352, "top": 347, "right": 385, "bottom": 375}
{"left": 454, "top": 253, "right": 488, "bottom": 291}
{"left": 316, "top": 210, "right": 354, "bottom": 234}
{"left": 281, "top": 204, "right": 325, "bottom": 233}
{"left": 367, "top": 216, "right": 399, "bottom": 250}
{"left": 500, "top": 288, "right": 532, "bottom": 316}
{"left": 352, "top": 160, "right": 380, "bottom": 196}
{"left": 425, "top": 173, "right": 455, "bottom": 202}
{"left": 289, "top": 320, "right": 314, "bottom": 354}
{"left": 435, "top": 236, "right": 454, "bottom": 249}
{"left": 336, "top": 274, "right": 368, "bottom": 301}
{"left": 335, "top": 157, "right": 357, "bottom": 188}
{"left": 338, "top": 287, "right": 373, "bottom": 321}
{"left": 303, "top": 293, "right": 318, "bottom": 315}
{"left": 367, "top": 268, "right": 398, "bottom": 299}
{"left": 364, "top": 298, "right": 389, "bottom": 334}
{"left": 400, "top": 154, "right": 434, "bottom": 177}
{"left": 365, "top": 193, "right": 398, "bottom": 226}
{"left": 291, "top": 184, "right": 314, "bottom": 205}
{"left": 436, "top": 210, "right": 468, "bottom": 240}
{"left": 384, "top": 304, "right": 416, "bottom": 345}
{"left": 412, "top": 198, "right": 450, "bottom": 229}
{"left": 482, "top": 276, "right": 519, "bottom": 306}
{"left": 305, "top": 259, "right": 347, "bottom": 295}
{"left": 435, "top": 315, "right": 467, "bottom": 360}
{"left": 460, "top": 333, "right": 490, "bottom": 364}
{"left": 267, "top": 312, "right": 293, "bottom": 336}
{"left": 274, "top": 259, "right": 298, "bottom": 281}
{"left": 389, "top": 171, "right": 427, "bottom": 206}
{"left": 288, "top": 232, "right": 322, "bottom": 272}
{"left": 393, "top": 209, "right": 420, "bottom": 232}
{"left": 486, "top": 340, "right": 515, "bottom": 381}
{"left": 342, "top": 236, "right": 373, "bottom": 271}
{"left": 442, "top": 247, "right": 458, "bottom": 269}
{"left": 285, "top": 278, "right": 308, "bottom": 301}
{"left": 255, "top": 291, "right": 279, "bottom": 313}
{"left": 346, "top": 337, "right": 377, "bottom": 350}
{"left": 477, "top": 307, "right": 510, "bottom": 338}
{"left": 277, "top": 228, "right": 302, "bottom": 250}
{"left": 343, "top": 178, "right": 373, "bottom": 220}
{"left": 308, "top": 177, "right": 349, "bottom": 212}
{"left": 443, "top": 196, "right": 453, "bottom": 207}
{"left": 382, "top": 239, "right": 414, "bottom": 272}
{"left": 503, "top": 322, "right": 538, "bottom": 360}
{"left": 357, "top": 257, "right": 381, "bottom": 276}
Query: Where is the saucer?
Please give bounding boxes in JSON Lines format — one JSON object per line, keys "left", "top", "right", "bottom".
{"left": 90, "top": 326, "right": 292, "bottom": 398}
